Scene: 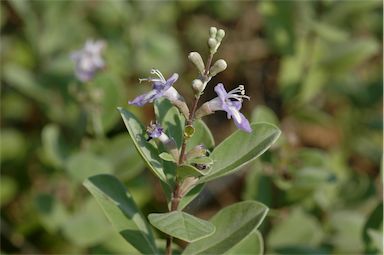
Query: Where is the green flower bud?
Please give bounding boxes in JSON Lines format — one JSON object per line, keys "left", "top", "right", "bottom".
{"left": 209, "top": 27, "right": 217, "bottom": 38}
{"left": 192, "top": 79, "right": 204, "bottom": 94}
{"left": 209, "top": 59, "right": 227, "bottom": 77}
{"left": 216, "top": 29, "right": 225, "bottom": 42}
{"left": 208, "top": 38, "right": 217, "bottom": 49}
{"left": 188, "top": 52, "right": 205, "bottom": 74}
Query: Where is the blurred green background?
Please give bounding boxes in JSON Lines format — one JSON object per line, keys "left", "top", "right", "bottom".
{"left": 1, "top": 0, "right": 382, "bottom": 254}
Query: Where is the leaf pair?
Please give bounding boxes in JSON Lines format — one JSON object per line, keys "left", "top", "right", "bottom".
{"left": 84, "top": 174, "right": 267, "bottom": 254}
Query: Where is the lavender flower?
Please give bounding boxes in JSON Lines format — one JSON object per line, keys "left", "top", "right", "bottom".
{"left": 146, "top": 121, "right": 179, "bottom": 160}
{"left": 71, "top": 39, "right": 105, "bottom": 82}
{"left": 146, "top": 121, "right": 164, "bottom": 140}
{"left": 129, "top": 69, "right": 181, "bottom": 107}
{"left": 198, "top": 83, "right": 252, "bottom": 133}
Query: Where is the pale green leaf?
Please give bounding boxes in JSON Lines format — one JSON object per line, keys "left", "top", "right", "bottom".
{"left": 183, "top": 201, "right": 268, "bottom": 255}
{"left": 177, "top": 164, "right": 208, "bottom": 180}
{"left": 83, "top": 174, "right": 159, "bottom": 255}
{"left": 148, "top": 211, "right": 215, "bottom": 242}
{"left": 188, "top": 156, "right": 213, "bottom": 165}
{"left": 187, "top": 119, "right": 215, "bottom": 151}
{"left": 178, "top": 184, "right": 205, "bottom": 211}
{"left": 200, "top": 123, "right": 281, "bottom": 183}
{"left": 224, "top": 231, "right": 264, "bottom": 255}
{"left": 159, "top": 152, "right": 177, "bottom": 163}
{"left": 118, "top": 107, "right": 167, "bottom": 183}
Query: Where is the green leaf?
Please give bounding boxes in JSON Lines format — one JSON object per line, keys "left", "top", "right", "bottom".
{"left": 188, "top": 156, "right": 213, "bottom": 165}
{"left": 322, "top": 39, "right": 379, "bottom": 73}
{"left": 177, "top": 165, "right": 208, "bottom": 180}
{"left": 159, "top": 152, "right": 177, "bottom": 163}
{"left": 178, "top": 184, "right": 205, "bottom": 211}
{"left": 83, "top": 174, "right": 158, "bottom": 255}
{"left": 148, "top": 211, "right": 215, "bottom": 242}
{"left": 118, "top": 107, "right": 167, "bottom": 183}
{"left": 367, "top": 229, "right": 383, "bottom": 253}
{"left": 267, "top": 208, "right": 323, "bottom": 249}
{"left": 187, "top": 119, "right": 215, "bottom": 151}
{"left": 200, "top": 123, "right": 281, "bottom": 183}
{"left": 154, "top": 98, "right": 184, "bottom": 148}
{"left": 251, "top": 106, "right": 279, "bottom": 125}
{"left": 66, "top": 151, "right": 113, "bottom": 183}
{"left": 224, "top": 231, "right": 264, "bottom": 255}
{"left": 183, "top": 201, "right": 268, "bottom": 254}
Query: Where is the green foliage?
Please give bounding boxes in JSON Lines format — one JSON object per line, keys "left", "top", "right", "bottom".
{"left": 83, "top": 174, "right": 159, "bottom": 254}
{"left": 200, "top": 123, "right": 281, "bottom": 182}
{"left": 183, "top": 201, "right": 268, "bottom": 254}
{"left": 148, "top": 211, "right": 215, "bottom": 242}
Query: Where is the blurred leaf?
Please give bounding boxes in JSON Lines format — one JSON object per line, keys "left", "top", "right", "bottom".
{"left": 41, "top": 124, "right": 66, "bottom": 168}
{"left": 0, "top": 176, "right": 17, "bottom": 207}
{"left": 148, "top": 211, "right": 215, "bottom": 242}
{"left": 267, "top": 208, "right": 323, "bottom": 249}
{"left": 92, "top": 74, "right": 125, "bottom": 133}
{"left": 363, "top": 202, "right": 383, "bottom": 248}
{"left": 329, "top": 211, "right": 365, "bottom": 253}
{"left": 98, "top": 134, "right": 144, "bottom": 180}
{"left": 183, "top": 201, "right": 268, "bottom": 255}
{"left": 224, "top": 231, "right": 263, "bottom": 255}
{"left": 66, "top": 151, "right": 112, "bottom": 183}
{"left": 311, "top": 21, "right": 349, "bottom": 42}
{"left": 251, "top": 106, "right": 279, "bottom": 125}
{"left": 3, "top": 64, "right": 48, "bottom": 103}
{"left": 200, "top": 123, "right": 281, "bottom": 183}
{"left": 367, "top": 229, "right": 383, "bottom": 253}
{"left": 0, "top": 128, "right": 27, "bottom": 162}
{"left": 83, "top": 174, "right": 159, "bottom": 254}
{"left": 35, "top": 193, "right": 68, "bottom": 233}
{"left": 62, "top": 199, "right": 113, "bottom": 246}
{"left": 118, "top": 107, "right": 167, "bottom": 183}
{"left": 322, "top": 39, "right": 379, "bottom": 74}
{"left": 154, "top": 98, "right": 184, "bottom": 148}
{"left": 186, "top": 119, "right": 215, "bottom": 151}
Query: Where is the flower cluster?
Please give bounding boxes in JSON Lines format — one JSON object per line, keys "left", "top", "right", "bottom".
{"left": 71, "top": 39, "right": 106, "bottom": 82}
{"left": 128, "top": 28, "right": 252, "bottom": 134}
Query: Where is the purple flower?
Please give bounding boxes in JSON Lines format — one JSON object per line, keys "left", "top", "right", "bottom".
{"left": 206, "top": 83, "right": 252, "bottom": 133}
{"left": 71, "top": 39, "right": 105, "bottom": 82}
{"left": 146, "top": 121, "right": 164, "bottom": 140}
{"left": 129, "top": 69, "right": 181, "bottom": 106}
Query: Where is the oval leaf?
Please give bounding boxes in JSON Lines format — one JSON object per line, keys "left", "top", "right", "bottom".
{"left": 118, "top": 107, "right": 167, "bottom": 183}
{"left": 177, "top": 165, "right": 208, "bottom": 180}
{"left": 183, "top": 201, "right": 268, "bottom": 255}
{"left": 83, "top": 174, "right": 159, "bottom": 255}
{"left": 187, "top": 119, "right": 215, "bottom": 151}
{"left": 148, "top": 211, "right": 215, "bottom": 242}
{"left": 200, "top": 123, "right": 281, "bottom": 183}
{"left": 224, "top": 231, "right": 264, "bottom": 255}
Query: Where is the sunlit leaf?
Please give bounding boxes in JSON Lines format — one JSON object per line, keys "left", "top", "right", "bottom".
{"left": 148, "top": 211, "right": 215, "bottom": 242}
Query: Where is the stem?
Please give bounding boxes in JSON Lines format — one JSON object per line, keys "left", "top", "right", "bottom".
{"left": 166, "top": 52, "right": 215, "bottom": 255}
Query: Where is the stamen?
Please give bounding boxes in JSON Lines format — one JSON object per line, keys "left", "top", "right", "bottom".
{"left": 226, "top": 85, "right": 250, "bottom": 101}
{"left": 150, "top": 69, "right": 166, "bottom": 83}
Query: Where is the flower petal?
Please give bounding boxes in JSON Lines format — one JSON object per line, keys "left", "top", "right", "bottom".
{"left": 214, "top": 83, "right": 228, "bottom": 103}
{"left": 232, "top": 111, "right": 252, "bottom": 133}
{"left": 128, "top": 89, "right": 161, "bottom": 106}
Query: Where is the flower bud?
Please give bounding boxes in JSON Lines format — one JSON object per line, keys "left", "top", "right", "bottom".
{"left": 208, "top": 38, "right": 218, "bottom": 52}
{"left": 216, "top": 29, "right": 225, "bottom": 42}
{"left": 188, "top": 52, "right": 205, "bottom": 74}
{"left": 209, "top": 27, "right": 217, "bottom": 38}
{"left": 192, "top": 79, "right": 204, "bottom": 94}
{"left": 209, "top": 59, "right": 227, "bottom": 77}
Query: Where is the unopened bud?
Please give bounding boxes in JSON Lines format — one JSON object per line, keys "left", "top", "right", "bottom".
{"left": 188, "top": 52, "right": 205, "bottom": 74}
{"left": 192, "top": 79, "right": 204, "bottom": 94}
{"left": 208, "top": 38, "right": 218, "bottom": 52}
{"left": 209, "top": 59, "right": 227, "bottom": 77}
{"left": 209, "top": 27, "right": 217, "bottom": 38}
{"left": 216, "top": 29, "right": 225, "bottom": 42}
